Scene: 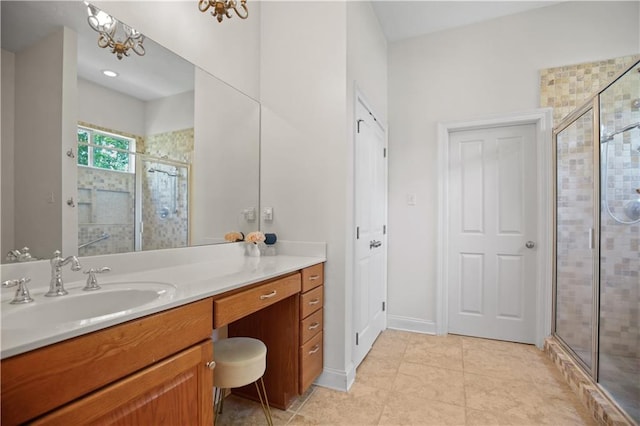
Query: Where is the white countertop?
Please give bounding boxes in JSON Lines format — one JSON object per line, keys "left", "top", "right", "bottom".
{"left": 1, "top": 254, "right": 325, "bottom": 359}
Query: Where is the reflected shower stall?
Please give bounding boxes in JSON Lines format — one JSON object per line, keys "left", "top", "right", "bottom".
{"left": 77, "top": 147, "right": 190, "bottom": 256}
{"left": 553, "top": 61, "right": 639, "bottom": 422}
{"left": 137, "top": 157, "right": 190, "bottom": 251}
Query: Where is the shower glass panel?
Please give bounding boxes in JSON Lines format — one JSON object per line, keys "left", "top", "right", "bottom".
{"left": 555, "top": 109, "right": 595, "bottom": 370}
{"left": 598, "top": 65, "right": 640, "bottom": 421}
{"left": 139, "top": 158, "right": 190, "bottom": 251}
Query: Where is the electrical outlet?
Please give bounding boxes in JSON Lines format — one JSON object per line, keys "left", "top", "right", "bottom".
{"left": 263, "top": 207, "right": 273, "bottom": 222}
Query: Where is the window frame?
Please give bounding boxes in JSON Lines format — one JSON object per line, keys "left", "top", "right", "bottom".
{"left": 77, "top": 125, "right": 136, "bottom": 173}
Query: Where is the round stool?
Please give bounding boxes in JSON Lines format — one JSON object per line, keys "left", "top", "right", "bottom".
{"left": 213, "top": 337, "right": 273, "bottom": 425}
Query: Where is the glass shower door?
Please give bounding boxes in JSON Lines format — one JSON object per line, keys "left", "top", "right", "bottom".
{"left": 554, "top": 108, "right": 596, "bottom": 370}
{"left": 138, "top": 158, "right": 190, "bottom": 251}
{"left": 598, "top": 64, "right": 640, "bottom": 421}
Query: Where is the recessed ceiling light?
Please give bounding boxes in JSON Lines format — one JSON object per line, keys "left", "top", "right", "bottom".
{"left": 102, "top": 69, "right": 118, "bottom": 78}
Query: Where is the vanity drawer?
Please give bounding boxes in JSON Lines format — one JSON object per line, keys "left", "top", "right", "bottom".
{"left": 300, "top": 309, "right": 323, "bottom": 344}
{"left": 213, "top": 273, "right": 301, "bottom": 328}
{"left": 300, "top": 285, "right": 323, "bottom": 319}
{"left": 301, "top": 264, "right": 324, "bottom": 293}
{"left": 299, "top": 332, "right": 323, "bottom": 394}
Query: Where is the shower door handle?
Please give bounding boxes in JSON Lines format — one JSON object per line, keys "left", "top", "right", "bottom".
{"left": 525, "top": 241, "right": 535, "bottom": 249}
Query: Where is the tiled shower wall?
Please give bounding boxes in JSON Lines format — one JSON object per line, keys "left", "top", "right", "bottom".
{"left": 540, "top": 55, "right": 640, "bottom": 359}
{"left": 141, "top": 128, "right": 193, "bottom": 251}
{"left": 77, "top": 167, "right": 135, "bottom": 257}
{"left": 540, "top": 55, "right": 640, "bottom": 125}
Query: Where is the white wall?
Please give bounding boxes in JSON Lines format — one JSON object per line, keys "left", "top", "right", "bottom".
{"left": 13, "top": 28, "right": 77, "bottom": 260}
{"left": 260, "top": 1, "right": 350, "bottom": 388}
{"left": 260, "top": 1, "right": 387, "bottom": 390}
{"left": 193, "top": 69, "right": 260, "bottom": 245}
{"left": 145, "top": 90, "right": 194, "bottom": 136}
{"left": 78, "top": 78, "right": 145, "bottom": 136}
{"left": 387, "top": 2, "right": 640, "bottom": 332}
{"left": 1, "top": 49, "right": 16, "bottom": 255}
{"left": 92, "top": 1, "right": 261, "bottom": 100}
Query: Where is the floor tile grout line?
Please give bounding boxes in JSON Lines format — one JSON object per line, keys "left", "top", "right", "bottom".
{"left": 285, "top": 385, "right": 317, "bottom": 424}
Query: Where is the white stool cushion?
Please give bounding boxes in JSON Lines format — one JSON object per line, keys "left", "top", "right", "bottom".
{"left": 214, "top": 337, "right": 267, "bottom": 389}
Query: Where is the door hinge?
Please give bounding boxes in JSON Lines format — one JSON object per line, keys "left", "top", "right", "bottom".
{"left": 383, "top": 225, "right": 386, "bottom": 235}
{"left": 357, "top": 119, "right": 364, "bottom": 133}
{"left": 356, "top": 332, "right": 359, "bottom": 345}
{"left": 356, "top": 226, "right": 360, "bottom": 239}
{"left": 382, "top": 301, "right": 386, "bottom": 312}
{"left": 383, "top": 148, "right": 387, "bottom": 158}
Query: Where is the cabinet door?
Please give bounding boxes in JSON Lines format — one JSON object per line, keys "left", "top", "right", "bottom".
{"left": 33, "top": 340, "right": 213, "bottom": 426}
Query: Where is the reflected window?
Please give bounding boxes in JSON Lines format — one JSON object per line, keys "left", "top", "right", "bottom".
{"left": 77, "top": 126, "right": 136, "bottom": 173}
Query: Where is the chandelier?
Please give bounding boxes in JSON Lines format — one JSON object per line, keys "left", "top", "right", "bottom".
{"left": 85, "top": 2, "right": 145, "bottom": 60}
{"left": 198, "top": 0, "right": 248, "bottom": 23}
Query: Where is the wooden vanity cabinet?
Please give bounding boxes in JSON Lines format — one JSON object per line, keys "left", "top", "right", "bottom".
{"left": 1, "top": 298, "right": 214, "bottom": 426}
{"left": 225, "top": 272, "right": 302, "bottom": 409}
{"left": 32, "top": 340, "right": 213, "bottom": 426}
{"left": 299, "top": 263, "right": 324, "bottom": 394}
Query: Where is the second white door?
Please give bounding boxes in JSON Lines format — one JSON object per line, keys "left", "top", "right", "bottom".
{"left": 353, "top": 96, "right": 387, "bottom": 367}
{"left": 448, "top": 124, "right": 537, "bottom": 344}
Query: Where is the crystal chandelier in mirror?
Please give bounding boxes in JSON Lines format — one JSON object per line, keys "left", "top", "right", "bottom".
{"left": 198, "top": 0, "right": 248, "bottom": 23}
{"left": 85, "top": 2, "right": 145, "bottom": 60}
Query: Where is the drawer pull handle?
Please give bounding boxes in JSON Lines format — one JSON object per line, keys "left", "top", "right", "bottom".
{"left": 308, "top": 322, "right": 320, "bottom": 330}
{"left": 206, "top": 361, "right": 216, "bottom": 370}
{"left": 308, "top": 345, "right": 320, "bottom": 355}
{"left": 260, "top": 290, "right": 277, "bottom": 300}
{"left": 309, "top": 298, "right": 320, "bottom": 305}
{"left": 309, "top": 275, "right": 320, "bottom": 281}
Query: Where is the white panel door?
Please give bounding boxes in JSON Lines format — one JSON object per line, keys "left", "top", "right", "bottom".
{"left": 353, "top": 98, "right": 387, "bottom": 367}
{"left": 448, "top": 124, "right": 537, "bottom": 343}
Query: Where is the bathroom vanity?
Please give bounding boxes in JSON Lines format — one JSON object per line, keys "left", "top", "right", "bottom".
{"left": 1, "top": 252, "right": 325, "bottom": 425}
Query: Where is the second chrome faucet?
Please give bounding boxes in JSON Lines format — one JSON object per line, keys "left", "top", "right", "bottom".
{"left": 46, "top": 250, "right": 82, "bottom": 297}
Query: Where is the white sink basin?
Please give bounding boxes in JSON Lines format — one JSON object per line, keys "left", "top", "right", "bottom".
{"left": 2, "top": 281, "right": 176, "bottom": 331}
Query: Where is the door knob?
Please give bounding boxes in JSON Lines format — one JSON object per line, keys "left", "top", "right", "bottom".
{"left": 525, "top": 241, "right": 535, "bottom": 249}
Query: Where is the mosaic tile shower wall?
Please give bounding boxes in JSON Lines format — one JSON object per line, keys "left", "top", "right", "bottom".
{"left": 141, "top": 128, "right": 193, "bottom": 251}
{"left": 144, "top": 128, "right": 194, "bottom": 163}
{"left": 77, "top": 167, "right": 135, "bottom": 256}
{"left": 540, "top": 55, "right": 640, "bottom": 125}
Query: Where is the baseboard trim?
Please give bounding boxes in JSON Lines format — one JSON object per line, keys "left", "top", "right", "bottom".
{"left": 314, "top": 366, "right": 355, "bottom": 392}
{"left": 387, "top": 315, "right": 436, "bottom": 334}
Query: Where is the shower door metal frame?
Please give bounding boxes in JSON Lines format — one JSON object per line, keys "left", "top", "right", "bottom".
{"left": 551, "top": 98, "right": 601, "bottom": 381}
{"left": 552, "top": 60, "right": 640, "bottom": 386}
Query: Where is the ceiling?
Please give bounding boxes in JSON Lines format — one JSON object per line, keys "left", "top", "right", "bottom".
{"left": 371, "top": 1, "right": 561, "bottom": 42}
{"left": 1, "top": 1, "right": 563, "bottom": 100}
{"left": 1, "top": 1, "right": 194, "bottom": 102}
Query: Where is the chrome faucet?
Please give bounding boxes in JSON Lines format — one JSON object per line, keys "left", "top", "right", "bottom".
{"left": 2, "top": 277, "right": 34, "bottom": 304}
{"left": 45, "top": 250, "right": 82, "bottom": 297}
{"left": 6, "top": 247, "right": 35, "bottom": 262}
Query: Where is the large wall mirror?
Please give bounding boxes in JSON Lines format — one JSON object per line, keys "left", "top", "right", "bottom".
{"left": 1, "top": 1, "right": 260, "bottom": 263}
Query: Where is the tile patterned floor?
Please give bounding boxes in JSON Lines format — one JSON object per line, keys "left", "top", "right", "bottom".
{"left": 216, "top": 330, "right": 597, "bottom": 425}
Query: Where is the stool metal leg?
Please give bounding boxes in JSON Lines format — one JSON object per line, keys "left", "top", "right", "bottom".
{"left": 254, "top": 377, "right": 273, "bottom": 426}
{"left": 214, "top": 387, "right": 225, "bottom": 425}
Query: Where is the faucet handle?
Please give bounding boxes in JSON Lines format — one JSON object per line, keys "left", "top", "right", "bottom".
{"left": 2, "top": 278, "right": 34, "bottom": 304}
{"left": 83, "top": 267, "right": 111, "bottom": 291}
